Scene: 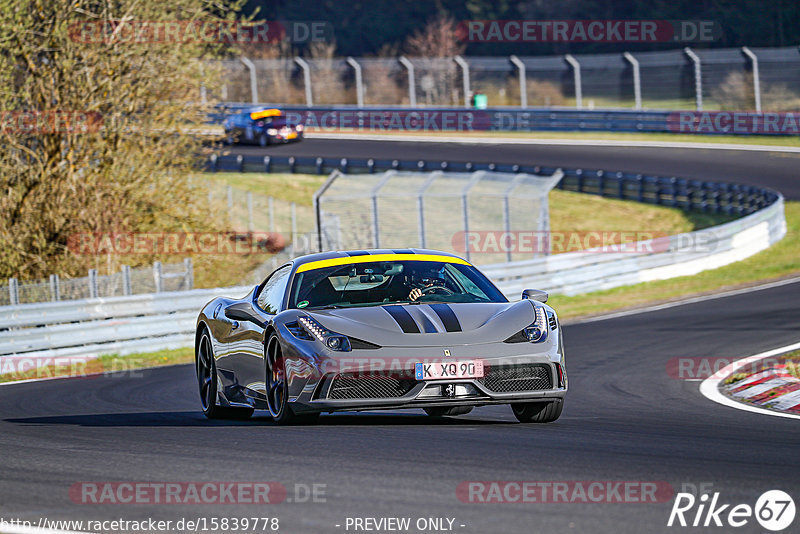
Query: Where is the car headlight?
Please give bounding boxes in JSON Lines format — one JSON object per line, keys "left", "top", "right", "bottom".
{"left": 267, "top": 128, "right": 278, "bottom": 135}
{"left": 295, "top": 124, "right": 304, "bottom": 131}
{"left": 504, "top": 304, "right": 549, "bottom": 344}
{"left": 297, "top": 316, "right": 351, "bottom": 352}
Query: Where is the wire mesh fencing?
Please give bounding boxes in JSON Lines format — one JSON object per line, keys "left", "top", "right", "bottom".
{"left": 216, "top": 46, "right": 800, "bottom": 111}
{"left": 0, "top": 259, "right": 193, "bottom": 306}
{"left": 315, "top": 169, "right": 562, "bottom": 265}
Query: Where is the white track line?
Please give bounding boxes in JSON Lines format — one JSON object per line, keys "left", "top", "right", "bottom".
{"left": 699, "top": 341, "right": 800, "bottom": 420}
{"left": 306, "top": 132, "right": 800, "bottom": 153}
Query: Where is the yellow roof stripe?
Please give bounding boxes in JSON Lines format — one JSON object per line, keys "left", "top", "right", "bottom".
{"left": 250, "top": 108, "right": 282, "bottom": 120}
{"left": 295, "top": 253, "right": 471, "bottom": 273}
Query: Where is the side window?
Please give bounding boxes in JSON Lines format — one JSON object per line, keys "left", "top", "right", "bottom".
{"left": 256, "top": 266, "right": 291, "bottom": 314}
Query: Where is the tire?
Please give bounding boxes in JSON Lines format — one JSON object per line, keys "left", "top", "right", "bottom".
{"left": 511, "top": 400, "right": 563, "bottom": 423}
{"left": 258, "top": 133, "right": 269, "bottom": 147}
{"left": 265, "top": 333, "right": 319, "bottom": 425}
{"left": 196, "top": 329, "right": 254, "bottom": 420}
{"left": 424, "top": 406, "right": 474, "bottom": 417}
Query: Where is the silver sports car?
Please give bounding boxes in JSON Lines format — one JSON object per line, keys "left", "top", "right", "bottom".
{"left": 195, "top": 249, "right": 567, "bottom": 424}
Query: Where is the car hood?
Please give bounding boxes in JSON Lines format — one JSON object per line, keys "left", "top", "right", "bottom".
{"left": 306, "top": 300, "right": 537, "bottom": 347}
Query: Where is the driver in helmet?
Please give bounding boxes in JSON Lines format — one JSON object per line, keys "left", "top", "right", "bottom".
{"left": 407, "top": 264, "right": 449, "bottom": 301}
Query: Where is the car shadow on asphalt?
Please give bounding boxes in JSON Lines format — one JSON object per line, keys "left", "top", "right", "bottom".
{"left": 5, "top": 410, "right": 514, "bottom": 427}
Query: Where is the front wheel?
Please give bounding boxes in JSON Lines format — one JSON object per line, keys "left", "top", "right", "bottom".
{"left": 196, "top": 330, "right": 253, "bottom": 420}
{"left": 511, "top": 400, "right": 563, "bottom": 423}
{"left": 265, "top": 334, "right": 318, "bottom": 425}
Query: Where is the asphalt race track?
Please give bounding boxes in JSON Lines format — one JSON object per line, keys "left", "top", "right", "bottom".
{"left": 2, "top": 139, "right": 799, "bottom": 534}
{"left": 229, "top": 137, "right": 800, "bottom": 200}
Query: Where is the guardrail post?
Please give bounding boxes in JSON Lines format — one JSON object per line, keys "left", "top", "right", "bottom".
{"left": 121, "top": 265, "right": 131, "bottom": 296}
{"left": 346, "top": 57, "right": 364, "bottom": 107}
{"left": 9, "top": 277, "right": 19, "bottom": 305}
{"left": 294, "top": 57, "right": 313, "bottom": 106}
{"left": 398, "top": 56, "right": 417, "bottom": 107}
{"left": 153, "top": 261, "right": 163, "bottom": 293}
{"left": 268, "top": 196, "right": 275, "bottom": 232}
{"left": 227, "top": 186, "right": 234, "bottom": 227}
{"left": 209, "top": 153, "right": 218, "bottom": 172}
{"left": 247, "top": 191, "right": 254, "bottom": 232}
{"left": 684, "top": 47, "right": 703, "bottom": 111}
{"left": 623, "top": 52, "right": 642, "bottom": 110}
{"left": 509, "top": 55, "right": 527, "bottom": 108}
{"left": 564, "top": 54, "right": 582, "bottom": 109}
{"left": 200, "top": 84, "right": 208, "bottom": 105}
{"left": 239, "top": 56, "right": 259, "bottom": 104}
{"left": 236, "top": 154, "right": 243, "bottom": 172}
{"left": 184, "top": 258, "right": 194, "bottom": 290}
{"left": 454, "top": 55, "right": 471, "bottom": 108}
{"left": 49, "top": 274, "right": 60, "bottom": 302}
{"left": 741, "top": 47, "right": 762, "bottom": 112}
{"left": 291, "top": 202, "right": 297, "bottom": 250}
{"left": 88, "top": 269, "right": 98, "bottom": 299}
{"left": 263, "top": 155, "right": 271, "bottom": 173}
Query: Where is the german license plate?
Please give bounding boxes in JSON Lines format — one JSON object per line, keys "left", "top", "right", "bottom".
{"left": 415, "top": 360, "right": 484, "bottom": 380}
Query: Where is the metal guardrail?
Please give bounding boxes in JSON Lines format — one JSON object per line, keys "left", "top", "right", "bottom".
{"left": 212, "top": 104, "right": 800, "bottom": 136}
{"left": 484, "top": 195, "right": 785, "bottom": 297}
{"left": 0, "top": 286, "right": 250, "bottom": 360}
{"left": 0, "top": 152, "right": 786, "bottom": 362}
{"left": 206, "top": 154, "right": 779, "bottom": 216}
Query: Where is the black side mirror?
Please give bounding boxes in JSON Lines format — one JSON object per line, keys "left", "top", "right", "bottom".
{"left": 522, "top": 289, "right": 548, "bottom": 303}
{"left": 225, "top": 305, "right": 266, "bottom": 328}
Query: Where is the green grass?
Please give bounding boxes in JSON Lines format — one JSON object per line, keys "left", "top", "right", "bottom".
{"left": 0, "top": 347, "right": 194, "bottom": 383}
{"left": 202, "top": 172, "right": 325, "bottom": 206}
{"left": 552, "top": 201, "right": 800, "bottom": 320}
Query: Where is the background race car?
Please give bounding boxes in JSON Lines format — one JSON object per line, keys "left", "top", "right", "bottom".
{"left": 222, "top": 108, "right": 304, "bottom": 146}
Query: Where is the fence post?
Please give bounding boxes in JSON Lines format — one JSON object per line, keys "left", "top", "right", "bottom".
{"left": 741, "top": 47, "right": 762, "bottom": 112}
{"left": 398, "top": 56, "right": 417, "bottom": 107}
{"left": 49, "top": 274, "right": 60, "bottom": 302}
{"left": 509, "top": 55, "right": 527, "bottom": 108}
{"left": 200, "top": 84, "right": 208, "bottom": 105}
{"left": 247, "top": 191, "right": 254, "bottom": 232}
{"left": 346, "top": 57, "right": 364, "bottom": 107}
{"left": 294, "top": 57, "right": 313, "bottom": 106}
{"left": 684, "top": 47, "right": 703, "bottom": 111}
{"left": 268, "top": 196, "right": 275, "bottom": 232}
{"left": 227, "top": 186, "right": 234, "bottom": 227}
{"left": 623, "top": 52, "right": 642, "bottom": 110}
{"left": 121, "top": 265, "right": 131, "bottom": 296}
{"left": 9, "top": 278, "right": 18, "bottom": 306}
{"left": 291, "top": 202, "right": 297, "bottom": 250}
{"left": 454, "top": 56, "right": 471, "bottom": 108}
{"left": 184, "top": 258, "right": 194, "bottom": 290}
{"left": 153, "top": 261, "right": 163, "bottom": 293}
{"left": 239, "top": 56, "right": 259, "bottom": 104}
{"left": 88, "top": 269, "right": 98, "bottom": 299}
{"left": 564, "top": 54, "right": 582, "bottom": 109}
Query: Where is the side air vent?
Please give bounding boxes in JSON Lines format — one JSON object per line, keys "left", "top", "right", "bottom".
{"left": 547, "top": 310, "right": 558, "bottom": 330}
{"left": 348, "top": 337, "right": 381, "bottom": 350}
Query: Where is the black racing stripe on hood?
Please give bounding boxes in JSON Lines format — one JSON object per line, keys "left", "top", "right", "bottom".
{"left": 383, "top": 305, "right": 421, "bottom": 333}
{"left": 391, "top": 249, "right": 414, "bottom": 254}
{"left": 346, "top": 250, "right": 370, "bottom": 256}
{"left": 428, "top": 303, "right": 462, "bottom": 332}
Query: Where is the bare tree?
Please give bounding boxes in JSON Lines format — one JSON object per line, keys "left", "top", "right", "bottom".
{"left": 404, "top": 15, "right": 466, "bottom": 106}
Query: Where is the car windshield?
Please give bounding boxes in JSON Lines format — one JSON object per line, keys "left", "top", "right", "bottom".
{"left": 288, "top": 260, "right": 507, "bottom": 309}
